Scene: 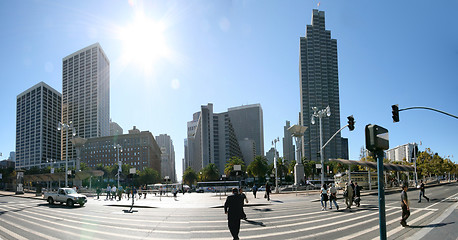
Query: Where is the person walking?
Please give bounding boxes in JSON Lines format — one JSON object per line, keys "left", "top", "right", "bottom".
{"left": 224, "top": 188, "right": 244, "bottom": 240}
{"left": 265, "top": 183, "right": 271, "bottom": 201}
{"left": 345, "top": 182, "right": 353, "bottom": 209}
{"left": 400, "top": 184, "right": 410, "bottom": 227}
{"left": 239, "top": 188, "right": 249, "bottom": 220}
{"left": 252, "top": 184, "right": 258, "bottom": 198}
{"left": 111, "top": 185, "right": 117, "bottom": 200}
{"left": 350, "top": 181, "right": 355, "bottom": 205}
{"left": 106, "top": 184, "right": 111, "bottom": 200}
{"left": 329, "top": 184, "right": 339, "bottom": 210}
{"left": 118, "top": 185, "right": 123, "bottom": 201}
{"left": 96, "top": 187, "right": 101, "bottom": 200}
{"left": 320, "top": 184, "right": 329, "bottom": 211}
{"left": 354, "top": 182, "right": 361, "bottom": 207}
{"left": 418, "top": 180, "right": 430, "bottom": 203}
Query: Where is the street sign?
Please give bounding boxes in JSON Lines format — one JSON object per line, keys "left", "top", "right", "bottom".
{"left": 51, "top": 168, "right": 54, "bottom": 174}
{"left": 129, "top": 168, "right": 136, "bottom": 174}
{"left": 234, "top": 165, "right": 241, "bottom": 171}
{"left": 316, "top": 164, "right": 322, "bottom": 169}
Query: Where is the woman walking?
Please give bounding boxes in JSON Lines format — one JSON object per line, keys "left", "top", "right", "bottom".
{"left": 320, "top": 184, "right": 329, "bottom": 211}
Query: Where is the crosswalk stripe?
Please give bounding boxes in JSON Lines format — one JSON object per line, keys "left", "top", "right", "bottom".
{"left": 372, "top": 211, "right": 434, "bottom": 240}
{"left": 0, "top": 214, "right": 65, "bottom": 240}
{"left": 0, "top": 219, "right": 29, "bottom": 240}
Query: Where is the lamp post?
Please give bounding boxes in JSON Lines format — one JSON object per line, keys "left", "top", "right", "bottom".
{"left": 58, "top": 121, "right": 76, "bottom": 187}
{"left": 311, "top": 106, "right": 331, "bottom": 187}
{"left": 272, "top": 137, "right": 280, "bottom": 193}
{"left": 114, "top": 144, "right": 123, "bottom": 189}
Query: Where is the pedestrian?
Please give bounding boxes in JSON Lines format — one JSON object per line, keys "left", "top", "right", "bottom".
{"left": 418, "top": 180, "right": 430, "bottom": 203}
{"left": 320, "top": 184, "right": 328, "bottom": 211}
{"left": 354, "top": 182, "right": 361, "bottom": 207}
{"left": 133, "top": 186, "right": 137, "bottom": 199}
{"left": 111, "top": 185, "right": 117, "bottom": 200}
{"left": 239, "top": 188, "right": 249, "bottom": 220}
{"left": 172, "top": 187, "right": 177, "bottom": 199}
{"left": 118, "top": 185, "right": 123, "bottom": 201}
{"left": 252, "top": 184, "right": 257, "bottom": 198}
{"left": 143, "top": 185, "right": 147, "bottom": 199}
{"left": 224, "top": 188, "right": 244, "bottom": 240}
{"left": 96, "top": 187, "right": 101, "bottom": 200}
{"left": 345, "top": 182, "right": 353, "bottom": 209}
{"left": 265, "top": 183, "right": 271, "bottom": 201}
{"left": 329, "top": 184, "right": 339, "bottom": 210}
{"left": 400, "top": 184, "right": 410, "bottom": 227}
{"left": 350, "top": 181, "right": 355, "bottom": 205}
{"left": 106, "top": 184, "right": 111, "bottom": 200}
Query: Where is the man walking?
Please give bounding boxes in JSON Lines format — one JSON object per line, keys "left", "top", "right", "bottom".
{"left": 265, "top": 183, "right": 271, "bottom": 201}
{"left": 106, "top": 184, "right": 111, "bottom": 200}
{"left": 345, "top": 182, "right": 353, "bottom": 209}
{"left": 400, "top": 184, "right": 410, "bottom": 227}
{"left": 418, "top": 180, "right": 430, "bottom": 203}
{"left": 329, "top": 184, "right": 339, "bottom": 210}
{"left": 111, "top": 185, "right": 117, "bottom": 200}
{"left": 224, "top": 188, "right": 244, "bottom": 240}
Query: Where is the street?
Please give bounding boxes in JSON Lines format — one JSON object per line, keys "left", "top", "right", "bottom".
{"left": 0, "top": 182, "right": 457, "bottom": 240}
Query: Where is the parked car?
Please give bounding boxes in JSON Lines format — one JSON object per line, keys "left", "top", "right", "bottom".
{"left": 44, "top": 188, "right": 87, "bottom": 207}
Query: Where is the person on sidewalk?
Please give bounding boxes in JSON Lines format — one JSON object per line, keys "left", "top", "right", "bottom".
{"left": 224, "top": 188, "right": 244, "bottom": 240}
{"left": 418, "top": 180, "right": 430, "bottom": 203}
{"left": 400, "top": 184, "right": 410, "bottom": 227}
{"left": 320, "top": 184, "right": 329, "bottom": 211}
{"left": 252, "top": 184, "right": 257, "bottom": 198}
{"left": 111, "top": 185, "right": 117, "bottom": 200}
{"left": 265, "top": 183, "right": 271, "bottom": 201}
{"left": 96, "top": 187, "right": 101, "bottom": 200}
{"left": 329, "top": 184, "right": 339, "bottom": 210}
{"left": 239, "top": 188, "right": 249, "bottom": 220}
{"left": 345, "top": 182, "right": 353, "bottom": 209}
{"left": 106, "top": 184, "right": 111, "bottom": 200}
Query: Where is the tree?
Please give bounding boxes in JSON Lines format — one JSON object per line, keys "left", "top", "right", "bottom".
{"left": 137, "top": 168, "right": 160, "bottom": 186}
{"left": 247, "top": 156, "right": 268, "bottom": 184}
{"left": 224, "top": 156, "right": 246, "bottom": 177}
{"left": 200, "top": 163, "right": 220, "bottom": 181}
{"left": 182, "top": 167, "right": 198, "bottom": 186}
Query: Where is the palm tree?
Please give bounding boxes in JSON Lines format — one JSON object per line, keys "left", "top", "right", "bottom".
{"left": 183, "top": 167, "right": 198, "bottom": 186}
{"left": 224, "top": 156, "right": 246, "bottom": 178}
{"left": 200, "top": 163, "right": 220, "bottom": 181}
{"left": 247, "top": 156, "right": 268, "bottom": 185}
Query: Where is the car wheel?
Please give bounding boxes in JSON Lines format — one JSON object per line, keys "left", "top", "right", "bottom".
{"left": 67, "top": 199, "right": 74, "bottom": 207}
{"left": 48, "top": 197, "right": 54, "bottom": 205}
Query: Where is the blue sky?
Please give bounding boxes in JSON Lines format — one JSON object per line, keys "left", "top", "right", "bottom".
{"left": 1, "top": 1, "right": 457, "bottom": 180}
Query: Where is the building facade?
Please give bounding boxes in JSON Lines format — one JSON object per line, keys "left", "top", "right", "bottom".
{"left": 184, "top": 103, "right": 262, "bottom": 174}
{"left": 283, "top": 120, "right": 295, "bottom": 162}
{"left": 386, "top": 143, "right": 417, "bottom": 163}
{"left": 81, "top": 127, "right": 161, "bottom": 173}
{"left": 15, "top": 82, "right": 62, "bottom": 170}
{"left": 300, "top": 9, "right": 343, "bottom": 162}
{"left": 62, "top": 43, "right": 110, "bottom": 162}
{"left": 110, "top": 120, "right": 123, "bottom": 136}
{"left": 155, "top": 134, "right": 176, "bottom": 182}
{"left": 265, "top": 147, "right": 279, "bottom": 165}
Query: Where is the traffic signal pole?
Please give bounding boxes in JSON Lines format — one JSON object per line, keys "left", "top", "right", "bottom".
{"left": 376, "top": 149, "right": 387, "bottom": 240}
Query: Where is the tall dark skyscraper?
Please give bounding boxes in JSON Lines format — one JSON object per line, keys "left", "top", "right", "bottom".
{"left": 300, "top": 9, "right": 342, "bottom": 162}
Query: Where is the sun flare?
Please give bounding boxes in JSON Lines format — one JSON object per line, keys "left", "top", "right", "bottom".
{"left": 118, "top": 13, "right": 170, "bottom": 74}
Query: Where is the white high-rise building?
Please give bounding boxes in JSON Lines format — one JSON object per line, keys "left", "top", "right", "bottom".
{"left": 386, "top": 143, "right": 417, "bottom": 163}
{"left": 62, "top": 43, "right": 110, "bottom": 161}
{"left": 16, "top": 82, "right": 61, "bottom": 169}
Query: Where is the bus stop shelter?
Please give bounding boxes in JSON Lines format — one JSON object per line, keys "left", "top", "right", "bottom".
{"left": 329, "top": 159, "right": 415, "bottom": 172}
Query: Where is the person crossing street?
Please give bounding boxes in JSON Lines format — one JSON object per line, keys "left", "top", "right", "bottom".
{"left": 418, "top": 180, "right": 430, "bottom": 203}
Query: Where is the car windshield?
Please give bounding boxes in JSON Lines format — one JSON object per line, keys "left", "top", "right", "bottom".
{"left": 65, "top": 189, "right": 77, "bottom": 194}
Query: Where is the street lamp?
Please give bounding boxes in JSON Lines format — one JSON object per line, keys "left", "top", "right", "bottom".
{"left": 311, "top": 106, "right": 331, "bottom": 187}
{"left": 114, "top": 144, "right": 123, "bottom": 188}
{"left": 272, "top": 137, "right": 280, "bottom": 193}
{"left": 57, "top": 121, "right": 76, "bottom": 187}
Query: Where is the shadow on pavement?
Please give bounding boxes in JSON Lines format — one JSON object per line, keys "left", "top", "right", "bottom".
{"left": 252, "top": 208, "right": 272, "bottom": 212}
{"left": 408, "top": 222, "right": 455, "bottom": 229}
{"left": 244, "top": 219, "right": 266, "bottom": 227}
{"left": 271, "top": 200, "right": 283, "bottom": 203}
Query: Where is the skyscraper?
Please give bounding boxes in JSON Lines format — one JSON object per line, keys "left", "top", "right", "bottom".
{"left": 156, "top": 134, "right": 176, "bottom": 182}
{"left": 184, "top": 103, "right": 263, "bottom": 174}
{"left": 16, "top": 82, "right": 61, "bottom": 169}
{"left": 300, "top": 9, "right": 342, "bottom": 162}
{"left": 62, "top": 43, "right": 110, "bottom": 161}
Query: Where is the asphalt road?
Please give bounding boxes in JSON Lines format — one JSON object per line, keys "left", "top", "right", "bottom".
{"left": 0, "top": 182, "right": 456, "bottom": 240}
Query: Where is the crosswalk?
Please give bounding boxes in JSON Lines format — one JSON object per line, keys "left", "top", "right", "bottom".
{"left": 0, "top": 198, "right": 441, "bottom": 240}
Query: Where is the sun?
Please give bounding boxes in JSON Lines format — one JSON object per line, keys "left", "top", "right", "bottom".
{"left": 118, "top": 13, "right": 170, "bottom": 75}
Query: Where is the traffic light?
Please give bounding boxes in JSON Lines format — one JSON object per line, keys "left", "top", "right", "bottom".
{"left": 347, "top": 115, "right": 355, "bottom": 131}
{"left": 392, "top": 104, "right": 399, "bottom": 122}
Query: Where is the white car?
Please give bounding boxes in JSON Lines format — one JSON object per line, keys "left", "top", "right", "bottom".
{"left": 44, "top": 188, "right": 87, "bottom": 207}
